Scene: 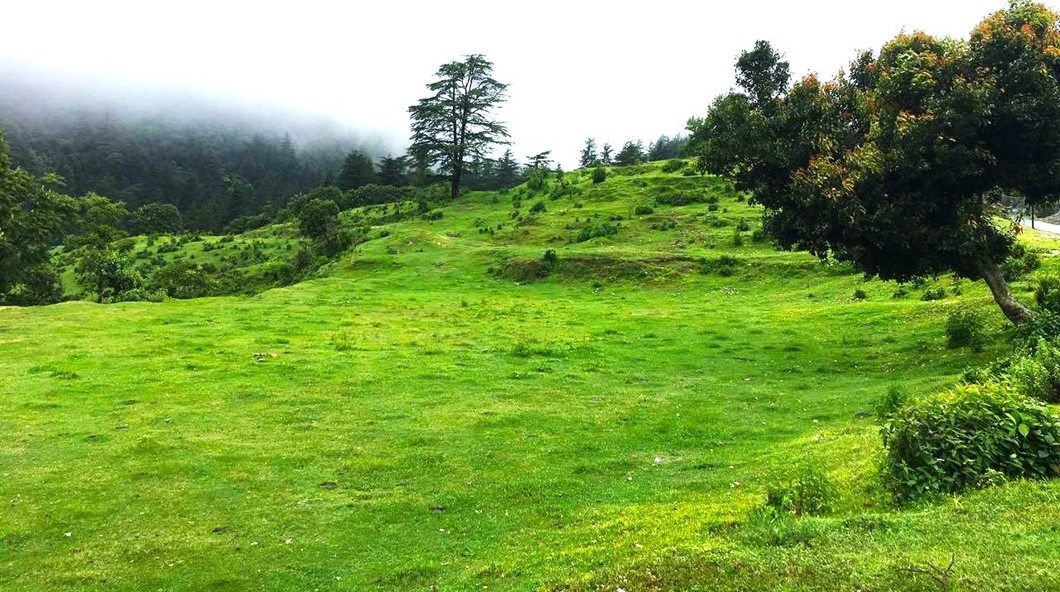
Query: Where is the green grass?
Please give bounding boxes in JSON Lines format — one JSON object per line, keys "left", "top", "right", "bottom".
{"left": 3, "top": 162, "right": 1059, "bottom": 590}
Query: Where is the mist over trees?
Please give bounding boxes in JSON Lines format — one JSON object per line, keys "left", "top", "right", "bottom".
{"left": 0, "top": 76, "right": 384, "bottom": 231}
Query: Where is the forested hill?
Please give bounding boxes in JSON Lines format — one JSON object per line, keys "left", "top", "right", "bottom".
{"left": 0, "top": 75, "right": 385, "bottom": 231}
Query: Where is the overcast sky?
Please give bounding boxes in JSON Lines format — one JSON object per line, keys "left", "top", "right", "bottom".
{"left": 1, "top": 0, "right": 1034, "bottom": 167}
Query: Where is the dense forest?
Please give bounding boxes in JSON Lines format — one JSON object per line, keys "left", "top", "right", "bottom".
{"left": 0, "top": 76, "right": 378, "bottom": 231}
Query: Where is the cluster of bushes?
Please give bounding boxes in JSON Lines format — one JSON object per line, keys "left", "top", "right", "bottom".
{"left": 573, "top": 218, "right": 620, "bottom": 243}
{"left": 881, "top": 382, "right": 1060, "bottom": 501}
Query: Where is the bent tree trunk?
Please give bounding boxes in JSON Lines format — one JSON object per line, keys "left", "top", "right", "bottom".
{"left": 978, "top": 259, "right": 1035, "bottom": 325}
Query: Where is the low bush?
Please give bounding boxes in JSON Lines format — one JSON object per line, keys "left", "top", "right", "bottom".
{"left": 1002, "top": 243, "right": 1041, "bottom": 281}
{"left": 873, "top": 385, "right": 908, "bottom": 419}
{"left": 573, "top": 219, "right": 619, "bottom": 243}
{"left": 920, "top": 287, "right": 947, "bottom": 301}
{"left": 1006, "top": 339, "right": 1060, "bottom": 403}
{"left": 634, "top": 205, "right": 654, "bottom": 216}
{"left": 591, "top": 166, "right": 606, "bottom": 184}
{"left": 660, "top": 159, "right": 685, "bottom": 173}
{"left": 946, "top": 308, "right": 986, "bottom": 351}
{"left": 1034, "top": 273, "right": 1060, "bottom": 313}
{"left": 882, "top": 382, "right": 1060, "bottom": 501}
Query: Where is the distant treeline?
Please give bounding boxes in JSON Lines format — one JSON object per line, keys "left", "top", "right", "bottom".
{"left": 0, "top": 110, "right": 362, "bottom": 231}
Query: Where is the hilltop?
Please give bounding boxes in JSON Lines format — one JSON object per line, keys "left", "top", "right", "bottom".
{"left": 3, "top": 162, "right": 1060, "bottom": 590}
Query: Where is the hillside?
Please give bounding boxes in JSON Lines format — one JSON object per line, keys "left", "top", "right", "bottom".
{"left": 3, "top": 162, "right": 1060, "bottom": 591}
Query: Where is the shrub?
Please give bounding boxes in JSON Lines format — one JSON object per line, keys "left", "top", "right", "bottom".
{"left": 1006, "top": 339, "right": 1060, "bottom": 403}
{"left": 874, "top": 385, "right": 908, "bottom": 418}
{"left": 526, "top": 169, "right": 547, "bottom": 191}
{"left": 420, "top": 210, "right": 443, "bottom": 221}
{"left": 920, "top": 287, "right": 947, "bottom": 301}
{"left": 882, "top": 382, "right": 1060, "bottom": 501}
{"left": 529, "top": 201, "right": 547, "bottom": 214}
{"left": 634, "top": 205, "right": 654, "bottom": 216}
{"left": 852, "top": 288, "right": 867, "bottom": 301}
{"left": 765, "top": 466, "right": 836, "bottom": 517}
{"left": 731, "top": 227, "right": 744, "bottom": 247}
{"left": 573, "top": 219, "right": 619, "bottom": 243}
{"left": 946, "top": 308, "right": 986, "bottom": 351}
{"left": 591, "top": 166, "right": 606, "bottom": 184}
{"left": 736, "top": 217, "right": 751, "bottom": 232}
{"left": 1034, "top": 273, "right": 1060, "bottom": 313}
{"left": 660, "top": 159, "right": 685, "bottom": 173}
{"left": 1018, "top": 310, "right": 1060, "bottom": 346}
{"left": 700, "top": 255, "right": 739, "bottom": 277}
{"left": 1002, "top": 243, "right": 1041, "bottom": 280}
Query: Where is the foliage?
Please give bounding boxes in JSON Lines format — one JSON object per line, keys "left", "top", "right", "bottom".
{"left": 764, "top": 466, "right": 836, "bottom": 516}
{"left": 573, "top": 218, "right": 619, "bottom": 243}
{"left": 337, "top": 150, "right": 376, "bottom": 191}
{"left": 150, "top": 261, "right": 221, "bottom": 299}
{"left": 408, "top": 54, "right": 510, "bottom": 197}
{"left": 1, "top": 103, "right": 344, "bottom": 231}
{"left": 0, "top": 132, "right": 77, "bottom": 304}
{"left": 689, "top": 4, "right": 1060, "bottom": 325}
{"left": 882, "top": 382, "right": 1060, "bottom": 501}
{"left": 591, "top": 165, "right": 606, "bottom": 184}
{"left": 297, "top": 198, "right": 340, "bottom": 240}
{"left": 1005, "top": 339, "right": 1060, "bottom": 403}
{"left": 647, "top": 135, "right": 688, "bottom": 161}
{"left": 946, "top": 308, "right": 986, "bottom": 351}
{"left": 579, "top": 138, "right": 598, "bottom": 168}
{"left": 74, "top": 247, "right": 145, "bottom": 303}
{"left": 376, "top": 154, "right": 408, "bottom": 187}
{"left": 131, "top": 202, "right": 183, "bottom": 235}
{"left": 874, "top": 385, "right": 909, "bottom": 418}
{"left": 613, "top": 140, "right": 646, "bottom": 166}
{"left": 1034, "top": 272, "right": 1060, "bottom": 313}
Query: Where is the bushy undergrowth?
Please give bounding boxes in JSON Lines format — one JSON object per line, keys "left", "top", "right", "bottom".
{"left": 765, "top": 466, "right": 836, "bottom": 517}
{"left": 946, "top": 308, "right": 986, "bottom": 351}
{"left": 882, "top": 382, "right": 1060, "bottom": 501}
{"left": 964, "top": 338, "right": 1060, "bottom": 403}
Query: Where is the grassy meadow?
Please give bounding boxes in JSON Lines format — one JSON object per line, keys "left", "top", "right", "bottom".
{"left": 3, "top": 163, "right": 1060, "bottom": 590}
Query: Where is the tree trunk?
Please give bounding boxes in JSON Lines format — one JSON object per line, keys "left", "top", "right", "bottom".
{"left": 978, "top": 259, "right": 1035, "bottom": 325}
{"left": 450, "top": 164, "right": 462, "bottom": 198}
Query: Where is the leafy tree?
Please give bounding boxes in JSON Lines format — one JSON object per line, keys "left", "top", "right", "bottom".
{"left": 688, "top": 3, "right": 1060, "bottom": 325}
{"left": 297, "top": 197, "right": 340, "bottom": 240}
{"left": 0, "top": 133, "right": 76, "bottom": 304}
{"left": 614, "top": 141, "right": 646, "bottom": 166}
{"left": 647, "top": 135, "right": 687, "bottom": 161}
{"left": 408, "top": 54, "right": 510, "bottom": 198}
{"left": 735, "top": 39, "right": 791, "bottom": 111}
{"left": 600, "top": 143, "right": 613, "bottom": 165}
{"left": 131, "top": 202, "right": 183, "bottom": 235}
{"left": 579, "top": 138, "right": 598, "bottom": 168}
{"left": 377, "top": 154, "right": 408, "bottom": 186}
{"left": 526, "top": 151, "right": 553, "bottom": 170}
{"left": 337, "top": 150, "right": 376, "bottom": 191}
{"left": 75, "top": 247, "right": 144, "bottom": 303}
{"left": 495, "top": 149, "right": 521, "bottom": 188}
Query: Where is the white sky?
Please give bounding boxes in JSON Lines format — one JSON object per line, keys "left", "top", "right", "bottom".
{"left": 1, "top": 0, "right": 1036, "bottom": 167}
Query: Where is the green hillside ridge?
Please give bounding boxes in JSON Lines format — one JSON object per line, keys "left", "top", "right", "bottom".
{"left": 3, "top": 161, "right": 1060, "bottom": 590}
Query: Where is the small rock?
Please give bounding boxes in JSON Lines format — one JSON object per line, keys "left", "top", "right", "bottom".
{"left": 319, "top": 481, "right": 338, "bottom": 490}
{"left": 212, "top": 526, "right": 227, "bottom": 534}
{"left": 429, "top": 505, "right": 444, "bottom": 514}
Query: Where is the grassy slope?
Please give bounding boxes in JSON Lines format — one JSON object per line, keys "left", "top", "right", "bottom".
{"left": 2, "top": 163, "right": 1059, "bottom": 591}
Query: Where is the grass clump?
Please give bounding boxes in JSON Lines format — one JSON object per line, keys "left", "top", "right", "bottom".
{"left": 882, "top": 382, "right": 1060, "bottom": 501}
{"left": 765, "top": 466, "right": 836, "bottom": 517}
